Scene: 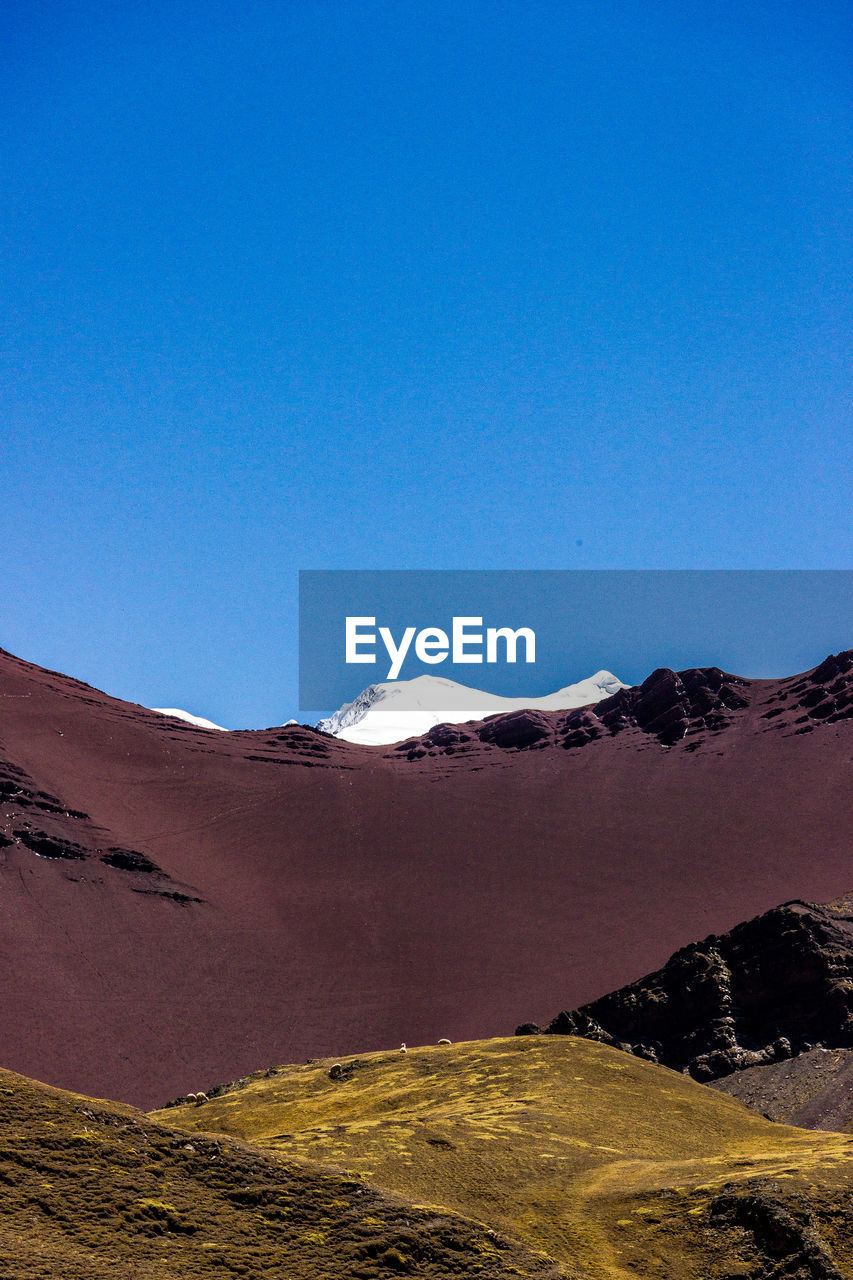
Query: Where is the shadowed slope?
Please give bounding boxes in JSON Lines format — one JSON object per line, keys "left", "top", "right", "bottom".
{"left": 0, "top": 1063, "right": 557, "bottom": 1280}
{"left": 154, "top": 1036, "right": 853, "bottom": 1280}
{"left": 1, "top": 644, "right": 852, "bottom": 1105}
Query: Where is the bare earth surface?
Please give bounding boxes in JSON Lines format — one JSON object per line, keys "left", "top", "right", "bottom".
{"left": 712, "top": 1048, "right": 853, "bottom": 1131}
{"left": 1, "top": 645, "right": 851, "bottom": 1106}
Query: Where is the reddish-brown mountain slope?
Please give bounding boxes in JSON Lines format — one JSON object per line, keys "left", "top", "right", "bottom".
{"left": 0, "top": 645, "right": 851, "bottom": 1107}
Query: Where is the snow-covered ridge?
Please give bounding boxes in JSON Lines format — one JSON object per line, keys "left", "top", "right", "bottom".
{"left": 316, "top": 671, "right": 627, "bottom": 746}
{"left": 150, "top": 707, "right": 227, "bottom": 731}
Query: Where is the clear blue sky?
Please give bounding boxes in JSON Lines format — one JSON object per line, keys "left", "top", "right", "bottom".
{"left": 2, "top": 2, "right": 851, "bottom": 726}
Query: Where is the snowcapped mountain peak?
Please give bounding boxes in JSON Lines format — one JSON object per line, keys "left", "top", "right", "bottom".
{"left": 316, "top": 670, "right": 626, "bottom": 746}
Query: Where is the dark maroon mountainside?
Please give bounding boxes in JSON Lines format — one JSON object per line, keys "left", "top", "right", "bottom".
{"left": 0, "top": 644, "right": 851, "bottom": 1107}
{"left": 0, "top": 746, "right": 201, "bottom": 904}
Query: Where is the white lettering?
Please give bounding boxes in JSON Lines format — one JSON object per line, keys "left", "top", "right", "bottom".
{"left": 345, "top": 616, "right": 537, "bottom": 679}
{"left": 486, "top": 626, "right": 536, "bottom": 664}
{"left": 452, "top": 616, "right": 483, "bottom": 664}
{"left": 346, "top": 617, "right": 376, "bottom": 664}
{"left": 415, "top": 628, "right": 449, "bottom": 664}
{"left": 379, "top": 626, "right": 417, "bottom": 680}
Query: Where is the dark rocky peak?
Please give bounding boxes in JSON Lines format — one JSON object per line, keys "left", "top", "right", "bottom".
{"left": 477, "top": 709, "right": 555, "bottom": 750}
{"left": 809, "top": 649, "right": 853, "bottom": 685}
{"left": 392, "top": 711, "right": 556, "bottom": 759}
{"left": 588, "top": 665, "right": 751, "bottom": 745}
{"left": 552, "top": 665, "right": 751, "bottom": 751}
{"left": 385, "top": 653, "right": 853, "bottom": 760}
{"left": 390, "top": 664, "right": 756, "bottom": 759}
{"left": 419, "top": 722, "right": 477, "bottom": 748}
{"left": 785, "top": 650, "right": 853, "bottom": 725}
{"left": 519, "top": 897, "right": 853, "bottom": 1082}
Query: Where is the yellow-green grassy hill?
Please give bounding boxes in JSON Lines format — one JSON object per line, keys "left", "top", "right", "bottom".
{"left": 154, "top": 1035, "right": 853, "bottom": 1280}
{"left": 0, "top": 1064, "right": 560, "bottom": 1279}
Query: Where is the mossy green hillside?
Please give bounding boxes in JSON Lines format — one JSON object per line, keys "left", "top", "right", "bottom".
{"left": 0, "top": 1066, "right": 561, "bottom": 1279}
{"left": 156, "top": 1035, "right": 853, "bottom": 1280}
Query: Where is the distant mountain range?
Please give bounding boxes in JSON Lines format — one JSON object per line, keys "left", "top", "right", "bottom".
{"left": 147, "top": 670, "right": 627, "bottom": 743}
{"left": 315, "top": 669, "right": 627, "bottom": 744}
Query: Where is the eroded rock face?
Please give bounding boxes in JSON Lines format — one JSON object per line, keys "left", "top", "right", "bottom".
{"left": 761, "top": 650, "right": 853, "bottom": 731}
{"left": 478, "top": 709, "right": 554, "bottom": 750}
{"left": 391, "top": 662, "right": 757, "bottom": 757}
{"left": 0, "top": 751, "right": 88, "bottom": 819}
{"left": 0, "top": 738, "right": 202, "bottom": 902}
{"left": 521, "top": 898, "right": 853, "bottom": 1082}
{"left": 389, "top": 650, "right": 853, "bottom": 760}
{"left": 588, "top": 665, "right": 751, "bottom": 745}
{"left": 709, "top": 1183, "right": 847, "bottom": 1280}
{"left": 15, "top": 829, "right": 88, "bottom": 861}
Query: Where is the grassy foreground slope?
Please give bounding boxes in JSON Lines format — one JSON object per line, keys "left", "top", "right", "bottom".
{"left": 0, "top": 1066, "right": 561, "bottom": 1280}
{"left": 156, "top": 1036, "right": 853, "bottom": 1280}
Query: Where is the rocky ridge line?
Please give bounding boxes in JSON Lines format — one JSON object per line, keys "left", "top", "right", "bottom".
{"left": 390, "top": 651, "right": 853, "bottom": 759}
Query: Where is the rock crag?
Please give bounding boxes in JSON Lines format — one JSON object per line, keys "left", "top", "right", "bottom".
{"left": 520, "top": 897, "right": 853, "bottom": 1083}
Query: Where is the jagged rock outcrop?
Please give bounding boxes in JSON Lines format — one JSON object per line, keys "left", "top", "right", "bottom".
{"left": 520, "top": 897, "right": 853, "bottom": 1082}
{"left": 478, "top": 709, "right": 554, "bottom": 750}
{"left": 760, "top": 649, "right": 853, "bottom": 731}
{"left": 578, "top": 665, "right": 751, "bottom": 745}
{"left": 0, "top": 749, "right": 88, "bottom": 819}
{"left": 709, "top": 1183, "right": 847, "bottom": 1279}
{"left": 15, "top": 829, "right": 88, "bottom": 861}
{"left": 391, "top": 650, "right": 853, "bottom": 759}
{"left": 392, "top": 662, "right": 755, "bottom": 757}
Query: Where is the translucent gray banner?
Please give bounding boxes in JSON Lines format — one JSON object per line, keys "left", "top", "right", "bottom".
{"left": 299, "top": 570, "right": 853, "bottom": 716}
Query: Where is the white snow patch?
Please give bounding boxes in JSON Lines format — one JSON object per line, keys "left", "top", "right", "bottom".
{"left": 316, "top": 671, "right": 627, "bottom": 746}
{"left": 150, "top": 707, "right": 227, "bottom": 731}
